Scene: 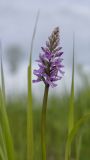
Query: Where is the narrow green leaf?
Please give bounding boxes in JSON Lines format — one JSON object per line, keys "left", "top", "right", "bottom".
{"left": 27, "top": 10, "right": 39, "bottom": 160}
{"left": 66, "top": 35, "right": 75, "bottom": 160}
{"left": 76, "top": 134, "right": 82, "bottom": 160}
{"left": 27, "top": 65, "right": 33, "bottom": 160}
{"left": 68, "top": 35, "right": 75, "bottom": 135}
{"left": 1, "top": 54, "right": 6, "bottom": 101}
{"left": 0, "top": 51, "right": 15, "bottom": 160}
{"left": 0, "top": 86, "right": 2, "bottom": 109}
{"left": 0, "top": 146, "right": 6, "bottom": 160}
{"left": 0, "top": 126, "right": 8, "bottom": 160}
{"left": 65, "top": 113, "right": 90, "bottom": 160}
{"left": 29, "top": 10, "right": 40, "bottom": 64}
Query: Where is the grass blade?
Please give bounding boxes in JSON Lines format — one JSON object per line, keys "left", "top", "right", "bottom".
{"left": 76, "top": 134, "right": 82, "bottom": 160}
{"left": 68, "top": 35, "right": 75, "bottom": 135}
{"left": 0, "top": 125, "right": 8, "bottom": 160}
{"left": 0, "top": 50, "right": 15, "bottom": 160}
{"left": 27, "top": 65, "right": 33, "bottom": 160}
{"left": 29, "top": 10, "right": 40, "bottom": 64}
{"left": 65, "top": 35, "right": 75, "bottom": 160}
{"left": 65, "top": 113, "right": 90, "bottom": 160}
{"left": 0, "top": 146, "right": 6, "bottom": 160}
{"left": 27, "top": 10, "right": 39, "bottom": 160}
{"left": 1, "top": 54, "right": 6, "bottom": 101}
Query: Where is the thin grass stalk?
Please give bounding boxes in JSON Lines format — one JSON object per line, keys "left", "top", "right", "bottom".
{"left": 29, "top": 11, "right": 40, "bottom": 64}
{"left": 65, "top": 113, "right": 90, "bottom": 160}
{"left": 0, "top": 146, "right": 6, "bottom": 160}
{"left": 76, "top": 134, "right": 82, "bottom": 160}
{"left": 41, "top": 85, "right": 49, "bottom": 160}
{"left": 66, "top": 35, "right": 75, "bottom": 160}
{"left": 27, "top": 65, "right": 33, "bottom": 160}
{"left": 0, "top": 55, "right": 15, "bottom": 160}
{"left": 0, "top": 126, "right": 8, "bottom": 160}
{"left": 68, "top": 35, "right": 75, "bottom": 135}
{"left": 1, "top": 54, "right": 6, "bottom": 101}
{"left": 27, "top": 11, "right": 39, "bottom": 160}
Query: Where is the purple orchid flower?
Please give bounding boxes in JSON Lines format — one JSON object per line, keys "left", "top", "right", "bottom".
{"left": 33, "top": 27, "right": 64, "bottom": 87}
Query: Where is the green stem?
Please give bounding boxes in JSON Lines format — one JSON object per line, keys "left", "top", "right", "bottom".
{"left": 0, "top": 146, "right": 6, "bottom": 160}
{"left": 41, "top": 84, "right": 49, "bottom": 160}
{"left": 27, "top": 65, "right": 33, "bottom": 160}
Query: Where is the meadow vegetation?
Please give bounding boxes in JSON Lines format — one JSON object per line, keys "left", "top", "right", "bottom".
{"left": 6, "top": 79, "right": 90, "bottom": 160}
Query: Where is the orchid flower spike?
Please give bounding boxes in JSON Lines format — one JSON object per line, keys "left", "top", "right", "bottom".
{"left": 33, "top": 27, "right": 64, "bottom": 87}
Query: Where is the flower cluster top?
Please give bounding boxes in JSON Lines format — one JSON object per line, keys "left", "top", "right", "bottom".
{"left": 33, "top": 27, "right": 64, "bottom": 87}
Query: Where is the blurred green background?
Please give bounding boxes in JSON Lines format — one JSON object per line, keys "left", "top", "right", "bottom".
{"left": 6, "top": 72, "right": 90, "bottom": 160}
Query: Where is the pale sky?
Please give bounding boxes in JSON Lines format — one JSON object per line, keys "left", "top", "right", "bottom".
{"left": 0, "top": 0, "right": 90, "bottom": 64}
{"left": 0, "top": 0, "right": 90, "bottom": 97}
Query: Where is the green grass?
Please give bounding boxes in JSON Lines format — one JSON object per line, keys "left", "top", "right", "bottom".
{"left": 5, "top": 84, "right": 90, "bottom": 160}
{"left": 27, "top": 10, "right": 39, "bottom": 160}
{"left": 65, "top": 36, "right": 75, "bottom": 160}
{"left": 0, "top": 54, "right": 15, "bottom": 160}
